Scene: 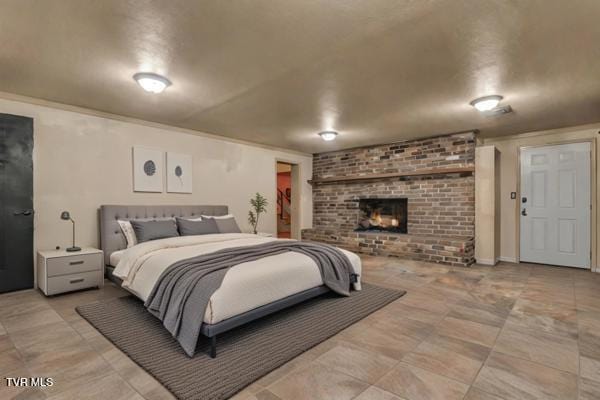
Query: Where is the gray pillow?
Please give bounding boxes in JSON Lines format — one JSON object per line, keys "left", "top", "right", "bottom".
{"left": 213, "top": 217, "right": 242, "bottom": 233}
{"left": 176, "top": 217, "right": 219, "bottom": 236}
{"left": 130, "top": 219, "right": 179, "bottom": 243}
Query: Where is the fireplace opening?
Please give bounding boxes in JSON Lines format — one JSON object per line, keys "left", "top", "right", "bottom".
{"left": 356, "top": 198, "right": 408, "bottom": 234}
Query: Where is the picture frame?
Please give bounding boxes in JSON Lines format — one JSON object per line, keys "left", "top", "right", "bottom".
{"left": 166, "top": 152, "right": 193, "bottom": 193}
{"left": 132, "top": 147, "right": 164, "bottom": 192}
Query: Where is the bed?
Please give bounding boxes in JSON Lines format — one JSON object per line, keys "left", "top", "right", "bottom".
{"left": 99, "top": 205, "right": 362, "bottom": 357}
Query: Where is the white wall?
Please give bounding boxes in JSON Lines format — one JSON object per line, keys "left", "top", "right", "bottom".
{"left": 0, "top": 98, "right": 313, "bottom": 260}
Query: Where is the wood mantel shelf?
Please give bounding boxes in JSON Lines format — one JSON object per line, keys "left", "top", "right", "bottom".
{"left": 307, "top": 166, "right": 475, "bottom": 185}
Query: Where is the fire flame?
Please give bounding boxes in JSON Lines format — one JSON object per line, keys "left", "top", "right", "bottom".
{"left": 370, "top": 211, "right": 383, "bottom": 226}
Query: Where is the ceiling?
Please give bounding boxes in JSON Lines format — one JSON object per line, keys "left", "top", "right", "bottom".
{"left": 2, "top": 0, "right": 600, "bottom": 154}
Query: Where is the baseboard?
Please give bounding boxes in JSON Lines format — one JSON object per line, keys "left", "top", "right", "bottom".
{"left": 476, "top": 258, "right": 497, "bottom": 266}
{"left": 498, "top": 256, "right": 518, "bottom": 263}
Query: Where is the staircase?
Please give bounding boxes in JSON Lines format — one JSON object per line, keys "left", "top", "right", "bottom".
{"left": 277, "top": 189, "right": 291, "bottom": 236}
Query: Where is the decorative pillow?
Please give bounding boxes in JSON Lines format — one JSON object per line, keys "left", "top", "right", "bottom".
{"left": 176, "top": 217, "right": 219, "bottom": 236}
{"left": 214, "top": 217, "right": 242, "bottom": 234}
{"left": 118, "top": 217, "right": 176, "bottom": 248}
{"left": 130, "top": 220, "right": 179, "bottom": 243}
{"left": 117, "top": 220, "right": 138, "bottom": 248}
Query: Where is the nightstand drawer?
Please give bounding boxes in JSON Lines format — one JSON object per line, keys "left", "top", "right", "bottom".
{"left": 47, "top": 270, "right": 101, "bottom": 295}
{"left": 46, "top": 253, "right": 102, "bottom": 277}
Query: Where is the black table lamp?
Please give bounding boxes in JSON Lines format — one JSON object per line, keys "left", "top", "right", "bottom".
{"left": 60, "top": 211, "right": 81, "bottom": 252}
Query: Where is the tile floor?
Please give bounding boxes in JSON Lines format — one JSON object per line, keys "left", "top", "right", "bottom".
{"left": 1, "top": 256, "right": 600, "bottom": 399}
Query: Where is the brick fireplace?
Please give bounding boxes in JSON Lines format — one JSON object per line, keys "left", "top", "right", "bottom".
{"left": 302, "top": 132, "right": 475, "bottom": 267}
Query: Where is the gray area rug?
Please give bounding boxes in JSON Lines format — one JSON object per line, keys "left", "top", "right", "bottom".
{"left": 76, "top": 283, "right": 405, "bottom": 400}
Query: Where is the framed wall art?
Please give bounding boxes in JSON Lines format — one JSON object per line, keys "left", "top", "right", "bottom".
{"left": 166, "top": 152, "right": 192, "bottom": 193}
{"left": 132, "top": 147, "right": 164, "bottom": 192}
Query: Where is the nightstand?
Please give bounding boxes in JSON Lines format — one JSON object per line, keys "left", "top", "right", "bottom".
{"left": 37, "top": 248, "right": 104, "bottom": 296}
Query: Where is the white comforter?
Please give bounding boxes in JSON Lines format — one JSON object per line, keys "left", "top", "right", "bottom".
{"left": 113, "top": 233, "right": 362, "bottom": 324}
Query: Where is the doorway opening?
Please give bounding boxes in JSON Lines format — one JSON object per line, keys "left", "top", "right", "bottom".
{"left": 276, "top": 162, "right": 293, "bottom": 238}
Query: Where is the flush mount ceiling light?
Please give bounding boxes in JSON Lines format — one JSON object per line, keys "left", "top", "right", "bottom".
{"left": 318, "top": 131, "right": 338, "bottom": 141}
{"left": 470, "top": 95, "right": 503, "bottom": 112}
{"left": 133, "top": 72, "right": 171, "bottom": 94}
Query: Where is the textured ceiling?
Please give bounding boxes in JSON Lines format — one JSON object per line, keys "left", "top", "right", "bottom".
{"left": 1, "top": 0, "right": 600, "bottom": 153}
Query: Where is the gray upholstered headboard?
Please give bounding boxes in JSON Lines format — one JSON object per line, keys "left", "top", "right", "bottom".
{"left": 99, "top": 205, "right": 229, "bottom": 265}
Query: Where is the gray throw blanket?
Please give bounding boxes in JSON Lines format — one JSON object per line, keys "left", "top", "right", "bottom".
{"left": 144, "top": 240, "right": 356, "bottom": 357}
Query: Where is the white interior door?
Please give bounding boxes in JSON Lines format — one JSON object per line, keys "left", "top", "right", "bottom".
{"left": 520, "top": 142, "right": 591, "bottom": 268}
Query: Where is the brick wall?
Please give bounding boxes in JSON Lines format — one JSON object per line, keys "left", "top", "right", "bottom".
{"left": 302, "top": 132, "right": 476, "bottom": 267}
{"left": 312, "top": 133, "right": 475, "bottom": 178}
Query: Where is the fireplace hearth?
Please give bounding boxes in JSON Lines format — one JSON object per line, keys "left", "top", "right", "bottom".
{"left": 356, "top": 198, "right": 407, "bottom": 234}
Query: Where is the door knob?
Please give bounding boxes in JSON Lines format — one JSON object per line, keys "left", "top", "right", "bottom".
{"left": 13, "top": 209, "right": 34, "bottom": 216}
{"left": 521, "top": 208, "right": 527, "bottom": 216}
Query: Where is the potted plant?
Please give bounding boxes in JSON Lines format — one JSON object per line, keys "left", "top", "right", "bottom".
{"left": 248, "top": 192, "right": 268, "bottom": 234}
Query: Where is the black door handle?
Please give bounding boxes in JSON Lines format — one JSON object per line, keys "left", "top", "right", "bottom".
{"left": 521, "top": 208, "right": 527, "bottom": 216}
{"left": 13, "top": 209, "right": 34, "bottom": 216}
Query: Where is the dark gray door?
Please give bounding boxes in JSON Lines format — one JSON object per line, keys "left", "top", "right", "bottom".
{"left": 0, "top": 114, "right": 34, "bottom": 293}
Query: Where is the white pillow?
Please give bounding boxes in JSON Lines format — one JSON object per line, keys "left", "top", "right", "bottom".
{"left": 184, "top": 217, "right": 203, "bottom": 221}
{"left": 201, "top": 214, "right": 234, "bottom": 220}
{"left": 117, "top": 220, "right": 138, "bottom": 248}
